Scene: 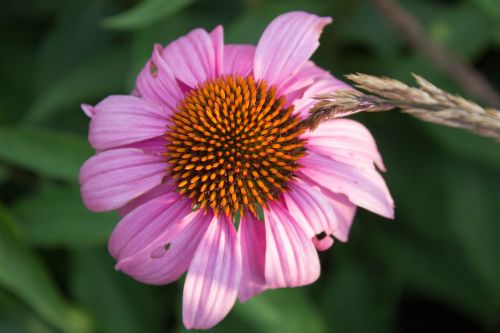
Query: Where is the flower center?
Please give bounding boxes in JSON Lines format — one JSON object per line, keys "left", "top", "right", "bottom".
{"left": 165, "top": 74, "right": 306, "bottom": 217}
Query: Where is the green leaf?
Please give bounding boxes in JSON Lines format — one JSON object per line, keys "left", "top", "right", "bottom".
{"left": 13, "top": 186, "right": 116, "bottom": 248}
{"left": 400, "top": 0, "right": 447, "bottom": 25}
{"left": 0, "top": 165, "right": 9, "bottom": 184}
{"left": 471, "top": 0, "right": 500, "bottom": 21}
{"left": 233, "top": 289, "right": 327, "bottom": 333}
{"left": 446, "top": 165, "right": 500, "bottom": 304}
{"left": 27, "top": 49, "right": 128, "bottom": 123}
{"left": 0, "top": 203, "right": 91, "bottom": 333}
{"left": 430, "top": 3, "right": 494, "bottom": 58}
{"left": 422, "top": 123, "right": 500, "bottom": 170}
{"left": 320, "top": 256, "right": 399, "bottom": 333}
{"left": 33, "top": 0, "right": 114, "bottom": 92}
{"left": 362, "top": 112, "right": 450, "bottom": 242}
{"left": 336, "top": 0, "right": 402, "bottom": 57}
{"left": 390, "top": 56, "right": 461, "bottom": 93}
{"left": 0, "top": 126, "right": 93, "bottom": 183}
{"left": 0, "top": 289, "right": 57, "bottom": 333}
{"left": 71, "top": 248, "right": 168, "bottom": 333}
{"left": 365, "top": 221, "right": 496, "bottom": 324}
{"left": 102, "top": 0, "right": 196, "bottom": 30}
{"left": 0, "top": 34, "right": 37, "bottom": 124}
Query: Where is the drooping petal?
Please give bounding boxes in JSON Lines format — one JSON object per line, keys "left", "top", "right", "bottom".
{"left": 283, "top": 179, "right": 336, "bottom": 251}
{"left": 183, "top": 215, "right": 241, "bottom": 330}
{"left": 114, "top": 210, "right": 212, "bottom": 285}
{"left": 135, "top": 44, "right": 184, "bottom": 110}
{"left": 162, "top": 28, "right": 222, "bottom": 88}
{"left": 264, "top": 202, "right": 320, "bottom": 288}
{"left": 118, "top": 180, "right": 175, "bottom": 216}
{"left": 223, "top": 44, "right": 255, "bottom": 76}
{"left": 312, "top": 236, "right": 334, "bottom": 251}
{"left": 120, "top": 136, "right": 168, "bottom": 157}
{"left": 300, "top": 151, "right": 394, "bottom": 219}
{"left": 109, "top": 190, "right": 191, "bottom": 260}
{"left": 287, "top": 177, "right": 358, "bottom": 245}
{"left": 292, "top": 75, "right": 351, "bottom": 118}
{"left": 88, "top": 95, "right": 168, "bottom": 151}
{"left": 238, "top": 213, "right": 266, "bottom": 302}
{"left": 319, "top": 189, "right": 357, "bottom": 242}
{"left": 254, "top": 11, "right": 331, "bottom": 86}
{"left": 80, "top": 148, "right": 166, "bottom": 212}
{"left": 304, "top": 118, "right": 385, "bottom": 170}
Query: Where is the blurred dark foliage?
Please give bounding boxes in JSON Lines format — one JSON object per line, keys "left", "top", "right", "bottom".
{"left": 0, "top": 0, "right": 499, "bottom": 332}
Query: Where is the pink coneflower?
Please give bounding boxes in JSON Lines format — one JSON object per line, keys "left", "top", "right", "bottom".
{"left": 80, "top": 11, "right": 394, "bottom": 329}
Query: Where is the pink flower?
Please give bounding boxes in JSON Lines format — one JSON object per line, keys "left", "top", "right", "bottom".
{"left": 80, "top": 11, "right": 394, "bottom": 329}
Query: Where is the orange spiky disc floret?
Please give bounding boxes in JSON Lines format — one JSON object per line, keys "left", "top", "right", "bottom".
{"left": 164, "top": 74, "right": 306, "bottom": 218}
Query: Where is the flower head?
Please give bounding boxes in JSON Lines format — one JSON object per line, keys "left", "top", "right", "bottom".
{"left": 80, "top": 11, "right": 394, "bottom": 329}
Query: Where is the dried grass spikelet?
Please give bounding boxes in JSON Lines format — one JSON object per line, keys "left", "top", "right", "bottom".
{"left": 305, "top": 73, "right": 500, "bottom": 141}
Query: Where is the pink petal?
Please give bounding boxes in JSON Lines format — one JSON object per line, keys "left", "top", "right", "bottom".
{"left": 283, "top": 179, "right": 336, "bottom": 251}
{"left": 283, "top": 180, "right": 332, "bottom": 237}
{"left": 114, "top": 210, "right": 212, "bottom": 285}
{"left": 183, "top": 215, "right": 241, "bottom": 329}
{"left": 304, "top": 118, "right": 385, "bottom": 170}
{"left": 81, "top": 103, "right": 95, "bottom": 118}
{"left": 312, "top": 236, "right": 334, "bottom": 251}
{"left": 293, "top": 75, "right": 351, "bottom": 118}
{"left": 120, "top": 136, "right": 168, "bottom": 157}
{"left": 118, "top": 180, "right": 175, "bottom": 216}
{"left": 290, "top": 176, "right": 358, "bottom": 244}
{"left": 254, "top": 11, "right": 332, "bottom": 86}
{"left": 162, "top": 28, "right": 222, "bottom": 88}
{"left": 108, "top": 190, "right": 191, "bottom": 260}
{"left": 135, "top": 44, "right": 184, "bottom": 111}
{"left": 88, "top": 95, "right": 168, "bottom": 151}
{"left": 223, "top": 44, "right": 255, "bottom": 76}
{"left": 264, "top": 202, "right": 320, "bottom": 288}
{"left": 300, "top": 151, "right": 394, "bottom": 219}
{"left": 281, "top": 60, "right": 328, "bottom": 97}
{"left": 210, "top": 25, "right": 224, "bottom": 76}
{"left": 238, "top": 213, "right": 267, "bottom": 302}
{"left": 131, "top": 88, "right": 140, "bottom": 97}
{"left": 319, "top": 189, "right": 357, "bottom": 242}
{"left": 79, "top": 148, "right": 166, "bottom": 212}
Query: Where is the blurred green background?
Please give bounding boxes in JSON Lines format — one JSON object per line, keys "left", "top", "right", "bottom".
{"left": 1, "top": 0, "right": 499, "bottom": 332}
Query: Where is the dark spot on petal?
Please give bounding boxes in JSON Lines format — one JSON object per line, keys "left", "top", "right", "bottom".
{"left": 316, "top": 231, "right": 327, "bottom": 240}
{"left": 150, "top": 243, "right": 170, "bottom": 259}
{"left": 149, "top": 62, "right": 158, "bottom": 77}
